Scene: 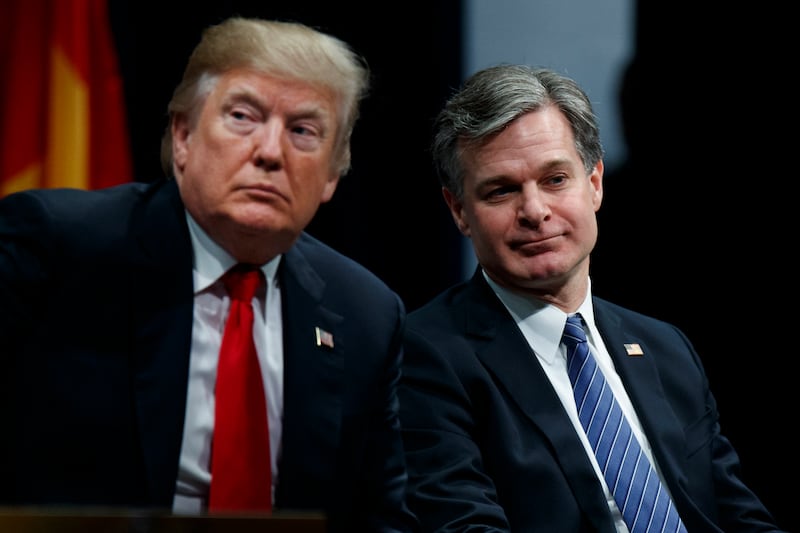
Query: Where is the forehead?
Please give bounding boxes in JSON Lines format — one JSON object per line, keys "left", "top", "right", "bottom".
{"left": 465, "top": 107, "right": 579, "bottom": 175}
{"left": 211, "top": 68, "right": 339, "bottom": 117}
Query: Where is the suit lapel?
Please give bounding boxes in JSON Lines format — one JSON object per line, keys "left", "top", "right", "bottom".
{"left": 464, "top": 274, "right": 615, "bottom": 529}
{"left": 593, "top": 301, "right": 690, "bottom": 498}
{"left": 277, "top": 239, "right": 344, "bottom": 490}
{"left": 128, "top": 179, "right": 195, "bottom": 505}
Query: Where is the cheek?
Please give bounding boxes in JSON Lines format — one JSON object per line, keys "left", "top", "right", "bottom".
{"left": 474, "top": 206, "right": 508, "bottom": 230}
{"left": 185, "top": 134, "right": 247, "bottom": 181}
{"left": 467, "top": 209, "right": 508, "bottom": 244}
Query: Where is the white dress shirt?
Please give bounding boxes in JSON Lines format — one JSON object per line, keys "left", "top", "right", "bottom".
{"left": 484, "top": 272, "right": 670, "bottom": 532}
{"left": 173, "top": 212, "right": 284, "bottom": 513}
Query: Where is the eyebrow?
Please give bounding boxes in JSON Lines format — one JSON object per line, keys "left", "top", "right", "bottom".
{"left": 475, "top": 157, "right": 572, "bottom": 183}
{"left": 225, "top": 87, "right": 331, "bottom": 120}
{"left": 221, "top": 88, "right": 267, "bottom": 115}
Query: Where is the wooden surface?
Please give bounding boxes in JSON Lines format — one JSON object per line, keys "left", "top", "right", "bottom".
{"left": 0, "top": 508, "right": 326, "bottom": 532}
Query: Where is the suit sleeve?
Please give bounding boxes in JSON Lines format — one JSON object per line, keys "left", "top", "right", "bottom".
{"left": 362, "top": 296, "right": 421, "bottom": 532}
{"left": 399, "top": 325, "right": 511, "bottom": 532}
{"left": 677, "top": 329, "right": 784, "bottom": 532}
{"left": 0, "top": 191, "right": 58, "bottom": 351}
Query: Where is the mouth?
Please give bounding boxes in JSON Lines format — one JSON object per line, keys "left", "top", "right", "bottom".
{"left": 239, "top": 184, "right": 287, "bottom": 203}
{"left": 510, "top": 235, "right": 559, "bottom": 254}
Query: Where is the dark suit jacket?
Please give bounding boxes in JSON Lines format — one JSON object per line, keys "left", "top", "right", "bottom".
{"left": 399, "top": 269, "right": 782, "bottom": 532}
{"left": 0, "top": 179, "right": 417, "bottom": 532}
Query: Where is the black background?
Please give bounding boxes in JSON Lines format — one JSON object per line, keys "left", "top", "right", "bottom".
{"left": 110, "top": 1, "right": 796, "bottom": 529}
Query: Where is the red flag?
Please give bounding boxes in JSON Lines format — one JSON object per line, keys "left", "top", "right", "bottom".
{"left": 0, "top": 0, "right": 133, "bottom": 196}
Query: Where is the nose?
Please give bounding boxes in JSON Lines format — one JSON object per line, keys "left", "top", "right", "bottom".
{"left": 518, "top": 184, "right": 550, "bottom": 228}
{"left": 252, "top": 120, "right": 283, "bottom": 171}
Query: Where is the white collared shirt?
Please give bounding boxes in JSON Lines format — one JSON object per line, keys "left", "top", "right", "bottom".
{"left": 484, "top": 272, "right": 664, "bottom": 532}
{"left": 173, "top": 212, "right": 284, "bottom": 513}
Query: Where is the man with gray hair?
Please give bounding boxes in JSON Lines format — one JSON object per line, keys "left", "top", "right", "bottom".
{"left": 399, "top": 64, "right": 782, "bottom": 532}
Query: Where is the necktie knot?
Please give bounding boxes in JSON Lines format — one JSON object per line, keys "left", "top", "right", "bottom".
{"left": 223, "top": 264, "right": 262, "bottom": 302}
{"left": 562, "top": 313, "right": 587, "bottom": 351}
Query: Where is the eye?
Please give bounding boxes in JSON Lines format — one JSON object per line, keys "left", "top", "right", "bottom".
{"left": 289, "top": 122, "right": 325, "bottom": 151}
{"left": 545, "top": 174, "right": 568, "bottom": 188}
{"left": 291, "top": 124, "right": 315, "bottom": 136}
{"left": 484, "top": 183, "right": 517, "bottom": 201}
{"left": 224, "top": 106, "right": 259, "bottom": 133}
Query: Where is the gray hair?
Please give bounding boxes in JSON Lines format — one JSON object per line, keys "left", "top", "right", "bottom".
{"left": 431, "top": 64, "right": 604, "bottom": 200}
{"left": 160, "top": 17, "right": 370, "bottom": 177}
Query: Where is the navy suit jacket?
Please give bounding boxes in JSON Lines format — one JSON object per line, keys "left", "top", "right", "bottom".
{"left": 399, "top": 269, "right": 781, "bottom": 532}
{"left": 0, "top": 179, "right": 417, "bottom": 532}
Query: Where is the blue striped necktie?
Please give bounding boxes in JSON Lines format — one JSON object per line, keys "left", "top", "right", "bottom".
{"left": 562, "top": 313, "right": 686, "bottom": 533}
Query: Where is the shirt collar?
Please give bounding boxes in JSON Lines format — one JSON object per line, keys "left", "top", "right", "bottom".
{"left": 185, "top": 211, "right": 281, "bottom": 294}
{"left": 483, "top": 270, "right": 596, "bottom": 365}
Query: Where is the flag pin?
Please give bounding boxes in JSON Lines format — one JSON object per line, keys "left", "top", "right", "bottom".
{"left": 624, "top": 343, "right": 644, "bottom": 356}
{"left": 315, "top": 327, "right": 334, "bottom": 349}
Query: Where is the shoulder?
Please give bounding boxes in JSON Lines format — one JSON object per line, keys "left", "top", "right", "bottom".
{"left": 0, "top": 180, "right": 178, "bottom": 257}
{"left": 406, "top": 273, "right": 498, "bottom": 337}
{"left": 408, "top": 281, "right": 470, "bottom": 320}
{"left": 291, "top": 232, "right": 403, "bottom": 307}
{"left": 594, "top": 296, "right": 669, "bottom": 325}
{"left": 593, "top": 296, "right": 689, "bottom": 342}
{"left": 0, "top": 181, "right": 158, "bottom": 224}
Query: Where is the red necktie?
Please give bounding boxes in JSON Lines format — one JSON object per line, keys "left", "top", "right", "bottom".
{"left": 208, "top": 264, "right": 272, "bottom": 512}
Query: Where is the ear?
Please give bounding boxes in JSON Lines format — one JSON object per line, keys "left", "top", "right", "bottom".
{"left": 590, "top": 159, "right": 604, "bottom": 212}
{"left": 320, "top": 172, "right": 341, "bottom": 203}
{"left": 442, "top": 187, "right": 471, "bottom": 237}
{"left": 171, "top": 114, "right": 191, "bottom": 175}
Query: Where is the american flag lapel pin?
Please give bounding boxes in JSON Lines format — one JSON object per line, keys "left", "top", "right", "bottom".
{"left": 315, "top": 327, "right": 334, "bottom": 349}
{"left": 624, "top": 343, "right": 644, "bottom": 356}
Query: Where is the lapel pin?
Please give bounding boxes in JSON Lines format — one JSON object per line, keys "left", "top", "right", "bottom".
{"left": 624, "top": 343, "right": 644, "bottom": 356}
{"left": 315, "top": 327, "right": 335, "bottom": 349}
